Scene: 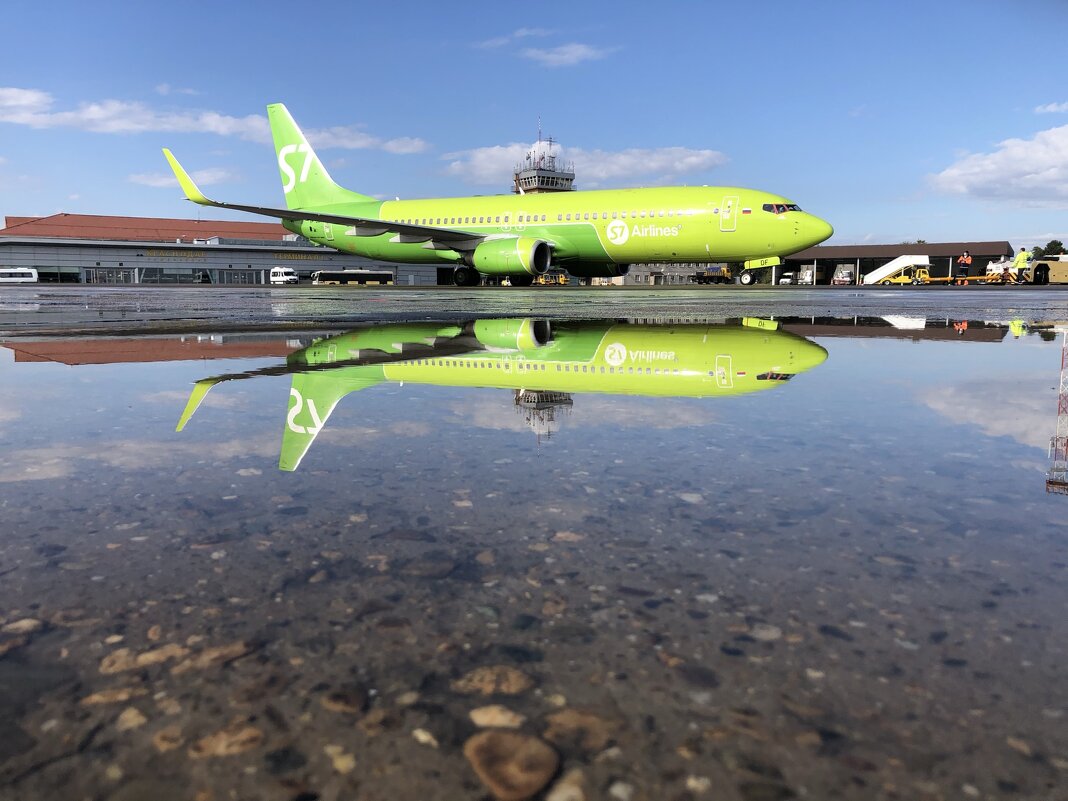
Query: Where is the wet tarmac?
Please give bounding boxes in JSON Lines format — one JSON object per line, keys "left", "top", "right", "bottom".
{"left": 0, "top": 287, "right": 1066, "bottom": 801}
{"left": 3, "top": 284, "right": 1068, "bottom": 336}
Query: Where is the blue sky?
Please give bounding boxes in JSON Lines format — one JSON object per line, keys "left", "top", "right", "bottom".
{"left": 1, "top": 0, "right": 1066, "bottom": 248}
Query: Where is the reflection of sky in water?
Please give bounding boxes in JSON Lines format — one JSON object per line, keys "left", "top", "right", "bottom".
{"left": 1, "top": 329, "right": 1062, "bottom": 521}
{"left": 1, "top": 326, "right": 1067, "bottom": 799}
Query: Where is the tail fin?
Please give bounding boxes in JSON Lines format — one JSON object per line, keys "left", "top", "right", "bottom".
{"left": 267, "top": 103, "right": 375, "bottom": 209}
{"left": 280, "top": 369, "right": 385, "bottom": 471}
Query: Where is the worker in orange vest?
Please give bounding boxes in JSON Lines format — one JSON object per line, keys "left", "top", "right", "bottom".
{"left": 956, "top": 250, "right": 972, "bottom": 275}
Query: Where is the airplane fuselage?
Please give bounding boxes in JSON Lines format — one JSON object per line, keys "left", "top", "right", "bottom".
{"left": 283, "top": 185, "right": 833, "bottom": 269}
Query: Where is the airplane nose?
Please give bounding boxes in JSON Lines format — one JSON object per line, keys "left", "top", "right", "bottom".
{"left": 804, "top": 215, "right": 833, "bottom": 247}
{"left": 792, "top": 340, "right": 828, "bottom": 372}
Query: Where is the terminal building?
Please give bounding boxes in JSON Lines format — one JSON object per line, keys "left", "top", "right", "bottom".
{"left": 0, "top": 213, "right": 409, "bottom": 285}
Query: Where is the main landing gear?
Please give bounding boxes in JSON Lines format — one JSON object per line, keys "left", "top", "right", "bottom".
{"left": 452, "top": 267, "right": 481, "bottom": 287}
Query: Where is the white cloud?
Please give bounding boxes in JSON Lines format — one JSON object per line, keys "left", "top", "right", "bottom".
{"left": 520, "top": 43, "right": 614, "bottom": 67}
{"left": 1035, "top": 102, "right": 1068, "bottom": 114}
{"left": 0, "top": 435, "right": 279, "bottom": 482}
{"left": 0, "top": 155, "right": 6, "bottom": 165}
{"left": 477, "top": 27, "right": 553, "bottom": 49}
{"left": 0, "top": 87, "right": 269, "bottom": 141}
{"left": 929, "top": 124, "right": 1068, "bottom": 204}
{"left": 443, "top": 142, "right": 727, "bottom": 188}
{"left": 128, "top": 167, "right": 237, "bottom": 188}
{"left": 307, "top": 126, "right": 427, "bottom": 154}
{"left": 0, "top": 87, "right": 427, "bottom": 154}
{"left": 921, "top": 373, "right": 1057, "bottom": 450}
{"left": 155, "top": 83, "right": 199, "bottom": 96}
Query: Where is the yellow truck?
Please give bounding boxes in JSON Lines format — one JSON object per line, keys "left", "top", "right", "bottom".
{"left": 1023, "top": 255, "right": 1068, "bottom": 284}
{"left": 878, "top": 265, "right": 932, "bottom": 285}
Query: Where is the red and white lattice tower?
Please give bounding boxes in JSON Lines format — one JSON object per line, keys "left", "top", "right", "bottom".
{"left": 1048, "top": 330, "right": 1068, "bottom": 495}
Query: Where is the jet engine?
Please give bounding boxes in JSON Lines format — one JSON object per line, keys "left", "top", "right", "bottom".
{"left": 468, "top": 237, "right": 551, "bottom": 276}
{"left": 471, "top": 318, "right": 552, "bottom": 351}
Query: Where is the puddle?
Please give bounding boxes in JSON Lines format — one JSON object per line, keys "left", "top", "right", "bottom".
{"left": 0, "top": 316, "right": 1065, "bottom": 800}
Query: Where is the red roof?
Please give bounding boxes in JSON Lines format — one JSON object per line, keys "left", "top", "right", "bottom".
{"left": 2, "top": 338, "right": 298, "bottom": 365}
{"left": 0, "top": 213, "right": 289, "bottom": 242}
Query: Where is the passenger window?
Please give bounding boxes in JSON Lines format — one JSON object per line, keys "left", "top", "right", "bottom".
{"left": 658, "top": 210, "right": 664, "bottom": 217}
{"left": 557, "top": 214, "right": 563, "bottom": 221}
{"left": 541, "top": 214, "right": 546, "bottom": 221}
{"left": 583, "top": 213, "right": 590, "bottom": 220}
{"left": 592, "top": 213, "right": 598, "bottom": 220}
{"left": 566, "top": 213, "right": 571, "bottom": 221}
{"left": 479, "top": 216, "right": 484, "bottom": 223}
{"left": 496, "top": 216, "right": 501, "bottom": 222}
{"left": 639, "top": 211, "right": 646, "bottom": 218}
{"left": 612, "top": 212, "right": 618, "bottom": 219}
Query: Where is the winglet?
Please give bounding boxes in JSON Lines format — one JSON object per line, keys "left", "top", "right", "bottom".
{"left": 176, "top": 378, "right": 222, "bottom": 432}
{"left": 162, "top": 148, "right": 211, "bottom": 205}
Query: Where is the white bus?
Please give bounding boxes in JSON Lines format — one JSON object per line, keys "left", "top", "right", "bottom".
{"left": 0, "top": 267, "right": 38, "bottom": 283}
{"left": 311, "top": 269, "right": 394, "bottom": 286}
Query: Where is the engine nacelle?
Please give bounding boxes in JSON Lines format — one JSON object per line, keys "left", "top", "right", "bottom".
{"left": 564, "top": 262, "right": 631, "bottom": 279}
{"left": 472, "top": 318, "right": 551, "bottom": 351}
{"left": 469, "top": 237, "right": 551, "bottom": 276}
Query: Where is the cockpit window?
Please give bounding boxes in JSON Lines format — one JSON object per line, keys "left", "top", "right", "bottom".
{"left": 756, "top": 372, "right": 794, "bottom": 381}
{"left": 761, "top": 203, "right": 803, "bottom": 214}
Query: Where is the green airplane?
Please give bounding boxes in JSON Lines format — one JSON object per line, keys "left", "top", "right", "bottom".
{"left": 162, "top": 104, "right": 833, "bottom": 286}
{"left": 176, "top": 318, "right": 827, "bottom": 471}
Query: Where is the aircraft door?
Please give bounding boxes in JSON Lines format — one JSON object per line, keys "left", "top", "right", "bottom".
{"left": 324, "top": 223, "right": 334, "bottom": 241}
{"left": 715, "top": 355, "right": 733, "bottom": 388}
{"left": 719, "top": 196, "right": 738, "bottom": 233}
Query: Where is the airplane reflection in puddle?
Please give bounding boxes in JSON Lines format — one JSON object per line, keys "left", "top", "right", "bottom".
{"left": 177, "top": 318, "right": 827, "bottom": 471}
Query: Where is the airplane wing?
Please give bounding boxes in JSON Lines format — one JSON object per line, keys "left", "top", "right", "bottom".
{"left": 162, "top": 149, "right": 484, "bottom": 251}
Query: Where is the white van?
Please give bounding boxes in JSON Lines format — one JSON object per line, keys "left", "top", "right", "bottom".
{"left": 0, "top": 267, "right": 39, "bottom": 283}
{"left": 270, "top": 267, "right": 298, "bottom": 285}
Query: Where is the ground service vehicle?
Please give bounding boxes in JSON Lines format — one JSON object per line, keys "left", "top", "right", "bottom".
{"left": 691, "top": 266, "right": 732, "bottom": 284}
{"left": 1024, "top": 255, "right": 1068, "bottom": 284}
{"left": 879, "top": 266, "right": 931, "bottom": 285}
{"left": 0, "top": 267, "right": 39, "bottom": 283}
{"left": 832, "top": 266, "right": 854, "bottom": 285}
{"left": 534, "top": 272, "right": 569, "bottom": 285}
{"left": 269, "top": 266, "right": 299, "bottom": 284}
{"left": 311, "top": 269, "right": 394, "bottom": 286}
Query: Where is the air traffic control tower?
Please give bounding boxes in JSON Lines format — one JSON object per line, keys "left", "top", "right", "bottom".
{"left": 513, "top": 132, "right": 575, "bottom": 194}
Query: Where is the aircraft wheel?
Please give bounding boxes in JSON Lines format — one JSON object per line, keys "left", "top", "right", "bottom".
{"left": 739, "top": 271, "right": 755, "bottom": 286}
{"left": 453, "top": 267, "right": 480, "bottom": 287}
{"left": 510, "top": 274, "right": 534, "bottom": 287}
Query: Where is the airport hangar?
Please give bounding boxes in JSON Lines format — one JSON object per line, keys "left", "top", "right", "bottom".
{"left": 781, "top": 241, "right": 1015, "bottom": 283}
{"left": 0, "top": 213, "right": 1015, "bottom": 286}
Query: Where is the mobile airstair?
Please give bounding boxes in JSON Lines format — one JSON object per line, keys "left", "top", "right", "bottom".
{"left": 862, "top": 255, "right": 931, "bottom": 285}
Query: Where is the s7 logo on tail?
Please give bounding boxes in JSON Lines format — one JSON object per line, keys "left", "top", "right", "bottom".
{"left": 286, "top": 388, "right": 324, "bottom": 434}
{"left": 278, "top": 143, "right": 313, "bottom": 194}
